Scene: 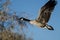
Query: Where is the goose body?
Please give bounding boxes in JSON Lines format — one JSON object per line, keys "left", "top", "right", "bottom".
{"left": 30, "top": 20, "right": 45, "bottom": 27}
{"left": 19, "top": 0, "right": 57, "bottom": 30}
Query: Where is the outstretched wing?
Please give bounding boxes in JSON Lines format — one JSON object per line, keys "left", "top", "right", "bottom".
{"left": 36, "top": 0, "right": 57, "bottom": 24}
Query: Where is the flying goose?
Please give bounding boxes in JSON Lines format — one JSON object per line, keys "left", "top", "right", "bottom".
{"left": 19, "top": 0, "right": 57, "bottom": 30}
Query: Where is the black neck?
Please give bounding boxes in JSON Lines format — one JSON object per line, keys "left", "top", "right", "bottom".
{"left": 19, "top": 17, "right": 31, "bottom": 22}
{"left": 23, "top": 18, "right": 31, "bottom": 22}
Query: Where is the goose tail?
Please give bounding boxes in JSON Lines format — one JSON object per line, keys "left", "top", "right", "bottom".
{"left": 45, "top": 24, "right": 54, "bottom": 30}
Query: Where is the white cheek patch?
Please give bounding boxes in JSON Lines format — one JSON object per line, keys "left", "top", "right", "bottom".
{"left": 21, "top": 18, "right": 23, "bottom": 21}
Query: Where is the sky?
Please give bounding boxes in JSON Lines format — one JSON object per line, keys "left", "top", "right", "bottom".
{"left": 3, "top": 0, "right": 60, "bottom": 40}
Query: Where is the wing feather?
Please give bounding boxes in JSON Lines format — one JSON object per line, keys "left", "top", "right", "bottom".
{"left": 36, "top": 0, "right": 57, "bottom": 24}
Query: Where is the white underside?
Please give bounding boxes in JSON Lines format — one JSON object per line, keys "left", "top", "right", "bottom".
{"left": 29, "top": 20, "right": 43, "bottom": 27}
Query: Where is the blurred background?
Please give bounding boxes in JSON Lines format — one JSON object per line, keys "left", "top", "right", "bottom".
{"left": 0, "top": 0, "right": 60, "bottom": 40}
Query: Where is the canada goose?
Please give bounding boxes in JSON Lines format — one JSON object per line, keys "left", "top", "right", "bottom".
{"left": 19, "top": 0, "right": 57, "bottom": 30}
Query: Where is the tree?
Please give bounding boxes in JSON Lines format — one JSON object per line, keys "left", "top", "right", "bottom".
{"left": 0, "top": 0, "right": 33, "bottom": 40}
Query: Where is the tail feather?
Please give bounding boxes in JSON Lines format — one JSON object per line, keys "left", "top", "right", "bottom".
{"left": 46, "top": 25, "right": 54, "bottom": 30}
